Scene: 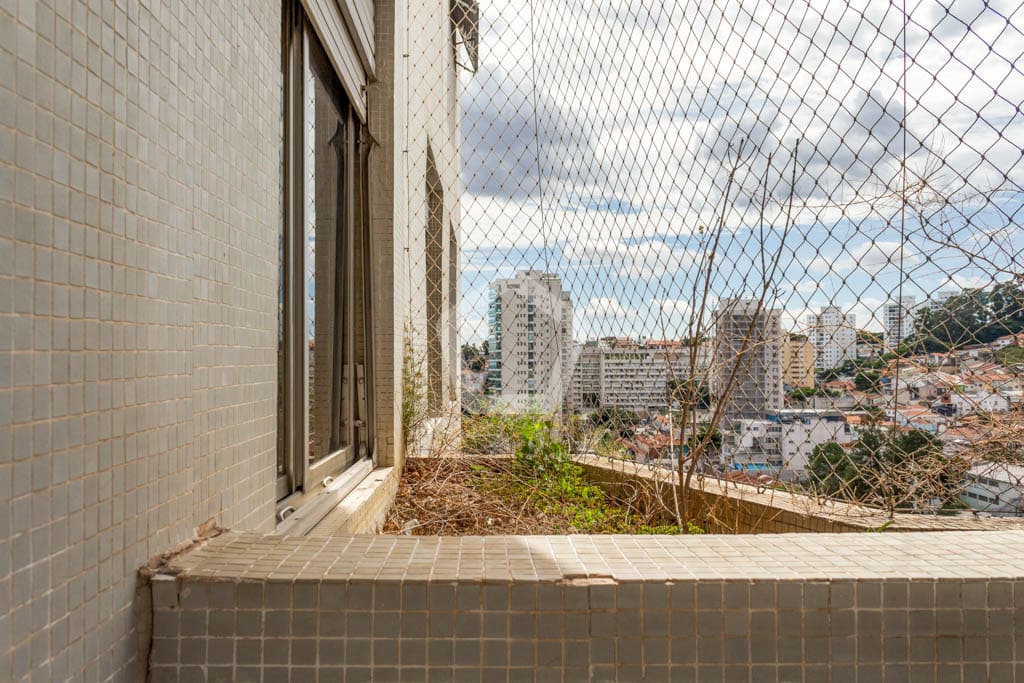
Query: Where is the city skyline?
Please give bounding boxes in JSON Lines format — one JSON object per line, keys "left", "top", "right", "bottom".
{"left": 455, "top": 216, "right": 1023, "bottom": 345}
{"left": 463, "top": 267, "right": 1011, "bottom": 350}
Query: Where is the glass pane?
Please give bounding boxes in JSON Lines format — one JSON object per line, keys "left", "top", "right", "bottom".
{"left": 276, "top": 207, "right": 286, "bottom": 476}
{"left": 305, "top": 34, "right": 349, "bottom": 464}
{"left": 276, "top": 24, "right": 288, "bottom": 483}
{"left": 425, "top": 148, "right": 444, "bottom": 410}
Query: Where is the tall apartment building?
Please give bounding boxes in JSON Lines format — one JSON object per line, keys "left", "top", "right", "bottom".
{"left": 1, "top": 1, "right": 467, "bottom": 678}
{"left": 566, "top": 339, "right": 712, "bottom": 414}
{"left": 487, "top": 271, "right": 574, "bottom": 412}
{"left": 885, "top": 296, "right": 918, "bottom": 345}
{"left": 569, "top": 343, "right": 605, "bottom": 410}
{"left": 714, "top": 299, "right": 783, "bottom": 421}
{"left": 807, "top": 305, "right": 857, "bottom": 370}
{"left": 781, "top": 334, "right": 815, "bottom": 389}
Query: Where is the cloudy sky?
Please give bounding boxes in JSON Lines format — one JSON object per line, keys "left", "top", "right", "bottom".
{"left": 451, "top": 0, "right": 1024, "bottom": 344}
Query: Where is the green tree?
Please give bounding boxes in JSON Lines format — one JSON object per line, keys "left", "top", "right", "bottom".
{"left": 812, "top": 427, "right": 961, "bottom": 511}
{"left": 461, "top": 343, "right": 487, "bottom": 371}
{"left": 788, "top": 387, "right": 818, "bottom": 401}
{"left": 995, "top": 346, "right": 1024, "bottom": 366}
{"left": 887, "top": 428, "right": 942, "bottom": 465}
{"left": 911, "top": 280, "right": 1024, "bottom": 350}
{"left": 853, "top": 428, "right": 890, "bottom": 498}
{"left": 589, "top": 407, "right": 640, "bottom": 437}
{"left": 989, "top": 280, "right": 1024, "bottom": 334}
{"left": 688, "top": 424, "right": 722, "bottom": 453}
{"left": 874, "top": 428, "right": 959, "bottom": 511}
{"left": 788, "top": 387, "right": 841, "bottom": 402}
{"left": 856, "top": 329, "right": 883, "bottom": 345}
{"left": 667, "top": 378, "right": 710, "bottom": 409}
{"left": 853, "top": 370, "right": 882, "bottom": 393}
{"left": 817, "top": 358, "right": 858, "bottom": 382}
{"left": 808, "top": 442, "right": 862, "bottom": 497}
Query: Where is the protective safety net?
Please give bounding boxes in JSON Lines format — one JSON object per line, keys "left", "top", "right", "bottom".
{"left": 405, "top": 0, "right": 1024, "bottom": 520}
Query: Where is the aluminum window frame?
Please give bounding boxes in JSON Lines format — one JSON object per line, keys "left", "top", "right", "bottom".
{"left": 277, "top": 1, "right": 373, "bottom": 509}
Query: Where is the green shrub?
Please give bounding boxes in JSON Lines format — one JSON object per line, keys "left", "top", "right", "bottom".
{"left": 469, "top": 415, "right": 704, "bottom": 534}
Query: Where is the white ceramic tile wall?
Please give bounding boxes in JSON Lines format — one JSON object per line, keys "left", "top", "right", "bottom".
{"left": 0, "top": 0, "right": 281, "bottom": 679}
{"left": 1, "top": 0, "right": 461, "bottom": 677}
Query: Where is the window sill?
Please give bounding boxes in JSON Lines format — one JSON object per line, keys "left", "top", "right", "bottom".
{"left": 275, "top": 457, "right": 374, "bottom": 536}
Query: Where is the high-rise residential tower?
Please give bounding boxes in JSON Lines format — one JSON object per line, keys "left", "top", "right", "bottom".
{"left": 781, "top": 334, "right": 815, "bottom": 389}
{"left": 885, "top": 296, "right": 918, "bottom": 346}
{"left": 565, "top": 338, "right": 712, "bottom": 414}
{"left": 714, "top": 299, "right": 783, "bottom": 421}
{"left": 487, "top": 271, "right": 574, "bottom": 412}
{"left": 807, "top": 305, "right": 857, "bottom": 370}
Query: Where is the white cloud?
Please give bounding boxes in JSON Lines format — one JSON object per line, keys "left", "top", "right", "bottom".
{"left": 851, "top": 241, "right": 922, "bottom": 274}
{"left": 783, "top": 280, "right": 823, "bottom": 297}
{"left": 969, "top": 225, "right": 1017, "bottom": 244}
{"left": 810, "top": 240, "right": 921, "bottom": 276}
{"left": 780, "top": 306, "right": 816, "bottom": 335}
{"left": 578, "top": 238, "right": 704, "bottom": 280}
{"left": 654, "top": 298, "right": 692, "bottom": 318}
{"left": 946, "top": 274, "right": 991, "bottom": 291}
{"left": 574, "top": 296, "right": 634, "bottom": 341}
{"left": 847, "top": 296, "right": 887, "bottom": 333}
{"left": 582, "top": 297, "right": 629, "bottom": 318}
{"left": 648, "top": 298, "right": 696, "bottom": 338}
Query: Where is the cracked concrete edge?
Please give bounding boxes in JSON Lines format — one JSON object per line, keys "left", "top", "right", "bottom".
{"left": 134, "top": 520, "right": 227, "bottom": 681}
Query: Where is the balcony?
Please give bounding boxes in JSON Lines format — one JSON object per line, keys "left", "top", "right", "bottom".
{"left": 6, "top": 0, "right": 1024, "bottom": 680}
{"left": 135, "top": 445, "right": 1024, "bottom": 679}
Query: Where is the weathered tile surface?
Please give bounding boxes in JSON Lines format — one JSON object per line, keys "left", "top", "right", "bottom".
{"left": 149, "top": 531, "right": 1024, "bottom": 680}
{"left": 2, "top": 1, "right": 281, "bottom": 680}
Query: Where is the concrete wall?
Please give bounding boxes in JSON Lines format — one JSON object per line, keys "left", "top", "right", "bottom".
{"left": 367, "top": 0, "right": 462, "bottom": 464}
{"left": 578, "top": 455, "right": 1024, "bottom": 534}
{"left": 366, "top": 0, "right": 406, "bottom": 467}
{"left": 309, "top": 465, "right": 401, "bottom": 535}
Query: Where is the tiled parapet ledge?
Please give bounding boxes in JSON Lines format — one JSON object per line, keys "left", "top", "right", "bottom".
{"left": 147, "top": 531, "right": 1024, "bottom": 681}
